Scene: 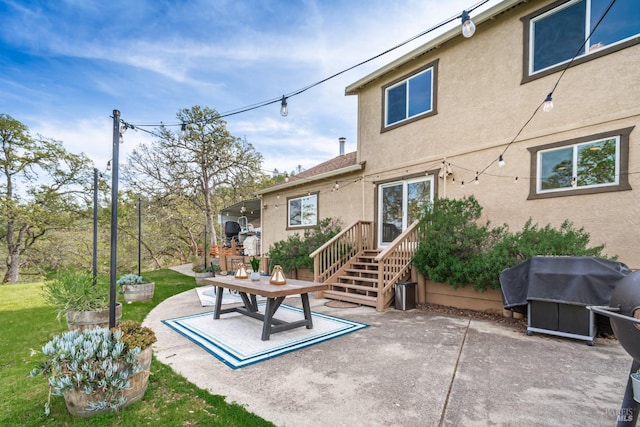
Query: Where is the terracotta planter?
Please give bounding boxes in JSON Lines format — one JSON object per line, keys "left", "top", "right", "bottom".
{"left": 63, "top": 346, "right": 152, "bottom": 417}
{"left": 122, "top": 282, "right": 155, "bottom": 303}
{"left": 66, "top": 303, "right": 122, "bottom": 331}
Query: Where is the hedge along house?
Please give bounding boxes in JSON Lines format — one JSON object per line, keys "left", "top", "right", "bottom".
{"left": 259, "top": 0, "right": 640, "bottom": 311}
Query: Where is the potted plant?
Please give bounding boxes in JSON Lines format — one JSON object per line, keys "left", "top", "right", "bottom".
{"left": 192, "top": 258, "right": 220, "bottom": 284}
{"left": 249, "top": 257, "right": 261, "bottom": 281}
{"left": 117, "top": 273, "right": 155, "bottom": 303}
{"left": 30, "top": 321, "right": 157, "bottom": 417}
{"left": 42, "top": 268, "right": 121, "bottom": 330}
{"left": 631, "top": 369, "right": 640, "bottom": 403}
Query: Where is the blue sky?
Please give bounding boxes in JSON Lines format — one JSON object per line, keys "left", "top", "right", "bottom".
{"left": 0, "top": 0, "right": 497, "bottom": 175}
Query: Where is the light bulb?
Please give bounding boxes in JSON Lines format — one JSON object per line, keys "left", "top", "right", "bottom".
{"left": 181, "top": 123, "right": 187, "bottom": 138}
{"left": 461, "top": 11, "right": 476, "bottom": 38}
{"left": 498, "top": 155, "right": 505, "bottom": 168}
{"left": 543, "top": 93, "right": 554, "bottom": 112}
{"left": 280, "top": 95, "right": 288, "bottom": 117}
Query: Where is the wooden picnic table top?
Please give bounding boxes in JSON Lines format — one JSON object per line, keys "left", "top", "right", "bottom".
{"left": 203, "top": 275, "right": 327, "bottom": 298}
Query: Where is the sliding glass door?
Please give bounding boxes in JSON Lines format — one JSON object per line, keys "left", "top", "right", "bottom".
{"left": 378, "top": 176, "right": 433, "bottom": 246}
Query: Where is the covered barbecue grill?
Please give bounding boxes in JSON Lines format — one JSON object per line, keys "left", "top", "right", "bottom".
{"left": 500, "top": 256, "right": 630, "bottom": 344}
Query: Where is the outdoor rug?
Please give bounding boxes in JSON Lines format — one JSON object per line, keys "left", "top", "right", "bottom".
{"left": 162, "top": 303, "right": 368, "bottom": 369}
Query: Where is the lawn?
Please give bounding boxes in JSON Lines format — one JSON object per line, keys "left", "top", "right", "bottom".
{"left": 0, "top": 269, "right": 274, "bottom": 426}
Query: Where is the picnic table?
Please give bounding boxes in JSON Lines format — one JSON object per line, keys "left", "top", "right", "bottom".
{"left": 203, "top": 275, "right": 328, "bottom": 340}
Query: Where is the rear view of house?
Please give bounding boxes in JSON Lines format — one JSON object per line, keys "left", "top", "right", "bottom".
{"left": 259, "top": 0, "right": 640, "bottom": 310}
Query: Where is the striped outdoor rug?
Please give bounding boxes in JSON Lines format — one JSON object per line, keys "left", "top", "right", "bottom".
{"left": 162, "top": 303, "right": 367, "bottom": 369}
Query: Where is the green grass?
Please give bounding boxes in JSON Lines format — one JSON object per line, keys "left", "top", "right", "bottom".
{"left": 0, "top": 269, "right": 274, "bottom": 426}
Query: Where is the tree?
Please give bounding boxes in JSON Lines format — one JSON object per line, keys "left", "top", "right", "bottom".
{"left": 124, "top": 106, "right": 264, "bottom": 248}
{"left": 0, "top": 114, "right": 92, "bottom": 283}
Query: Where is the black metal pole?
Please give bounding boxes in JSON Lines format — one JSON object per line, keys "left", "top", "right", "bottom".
{"left": 617, "top": 359, "right": 639, "bottom": 427}
{"left": 109, "top": 110, "right": 120, "bottom": 329}
{"left": 203, "top": 222, "right": 207, "bottom": 271}
{"left": 138, "top": 196, "right": 141, "bottom": 277}
{"left": 92, "top": 167, "right": 98, "bottom": 286}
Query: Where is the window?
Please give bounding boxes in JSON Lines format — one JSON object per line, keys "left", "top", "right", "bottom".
{"left": 528, "top": 127, "right": 632, "bottom": 199}
{"left": 383, "top": 60, "right": 438, "bottom": 129}
{"left": 523, "top": 0, "right": 640, "bottom": 80}
{"left": 377, "top": 176, "right": 434, "bottom": 245}
{"left": 288, "top": 193, "right": 317, "bottom": 228}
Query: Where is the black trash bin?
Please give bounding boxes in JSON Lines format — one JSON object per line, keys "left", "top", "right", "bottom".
{"left": 395, "top": 281, "right": 417, "bottom": 311}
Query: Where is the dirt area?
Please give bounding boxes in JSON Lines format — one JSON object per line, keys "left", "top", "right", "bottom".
{"left": 416, "top": 302, "right": 528, "bottom": 333}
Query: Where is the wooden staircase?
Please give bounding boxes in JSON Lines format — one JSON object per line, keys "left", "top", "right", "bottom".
{"left": 323, "top": 250, "right": 382, "bottom": 308}
{"left": 311, "top": 220, "right": 420, "bottom": 311}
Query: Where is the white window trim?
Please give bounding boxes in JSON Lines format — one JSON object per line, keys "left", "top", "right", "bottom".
{"left": 384, "top": 67, "right": 434, "bottom": 127}
{"left": 287, "top": 193, "right": 318, "bottom": 228}
{"left": 377, "top": 175, "right": 434, "bottom": 247}
{"left": 536, "top": 136, "right": 620, "bottom": 194}
{"left": 527, "top": 0, "right": 640, "bottom": 77}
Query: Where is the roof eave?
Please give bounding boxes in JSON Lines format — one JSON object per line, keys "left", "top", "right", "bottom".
{"left": 257, "top": 162, "right": 365, "bottom": 195}
{"left": 345, "top": 0, "right": 525, "bottom": 95}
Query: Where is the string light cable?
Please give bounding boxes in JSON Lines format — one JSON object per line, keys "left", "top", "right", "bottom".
{"left": 120, "top": 0, "right": 489, "bottom": 131}
{"left": 467, "top": 0, "right": 619, "bottom": 185}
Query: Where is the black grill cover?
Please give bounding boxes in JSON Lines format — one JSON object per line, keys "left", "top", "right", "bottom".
{"left": 224, "top": 221, "right": 241, "bottom": 237}
{"left": 500, "top": 256, "right": 631, "bottom": 309}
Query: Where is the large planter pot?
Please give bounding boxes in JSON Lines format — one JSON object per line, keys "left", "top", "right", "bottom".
{"left": 194, "top": 272, "right": 214, "bottom": 285}
{"left": 122, "top": 282, "right": 155, "bottom": 303}
{"left": 63, "top": 346, "right": 152, "bottom": 418}
{"left": 631, "top": 372, "right": 640, "bottom": 403}
{"left": 66, "top": 303, "right": 122, "bottom": 331}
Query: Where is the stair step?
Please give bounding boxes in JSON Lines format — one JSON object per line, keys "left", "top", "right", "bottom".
{"left": 344, "top": 268, "right": 379, "bottom": 275}
{"left": 336, "top": 275, "right": 378, "bottom": 284}
{"left": 328, "top": 281, "right": 379, "bottom": 293}
{"left": 350, "top": 262, "right": 378, "bottom": 268}
{"left": 323, "top": 290, "right": 377, "bottom": 307}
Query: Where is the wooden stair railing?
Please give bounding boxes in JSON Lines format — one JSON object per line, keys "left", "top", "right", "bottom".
{"left": 374, "top": 220, "right": 419, "bottom": 311}
{"left": 310, "top": 221, "right": 374, "bottom": 287}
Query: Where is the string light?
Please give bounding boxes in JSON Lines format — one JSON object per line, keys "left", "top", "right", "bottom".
{"left": 461, "top": 10, "right": 476, "bottom": 38}
{"left": 542, "top": 93, "right": 553, "bottom": 113}
{"left": 280, "top": 96, "right": 288, "bottom": 117}
{"left": 181, "top": 123, "right": 187, "bottom": 138}
{"left": 498, "top": 155, "right": 505, "bottom": 168}
{"left": 474, "top": 172, "right": 479, "bottom": 185}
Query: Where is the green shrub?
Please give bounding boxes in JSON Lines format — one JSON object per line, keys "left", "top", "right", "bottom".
{"left": 268, "top": 217, "right": 342, "bottom": 273}
{"left": 412, "top": 196, "right": 610, "bottom": 292}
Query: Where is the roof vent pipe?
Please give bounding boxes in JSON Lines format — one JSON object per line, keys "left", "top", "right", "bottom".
{"left": 339, "top": 137, "right": 346, "bottom": 155}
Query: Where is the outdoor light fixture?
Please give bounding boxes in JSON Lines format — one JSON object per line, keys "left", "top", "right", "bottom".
{"left": 543, "top": 93, "right": 554, "bottom": 112}
{"left": 181, "top": 123, "right": 186, "bottom": 138}
{"left": 280, "top": 95, "right": 288, "bottom": 117}
{"left": 498, "top": 155, "right": 505, "bottom": 168}
{"left": 461, "top": 11, "right": 476, "bottom": 38}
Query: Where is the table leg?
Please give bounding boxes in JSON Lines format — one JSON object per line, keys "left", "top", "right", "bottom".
{"left": 261, "top": 298, "right": 276, "bottom": 341}
{"left": 213, "top": 286, "right": 224, "bottom": 319}
{"left": 301, "top": 293, "right": 313, "bottom": 329}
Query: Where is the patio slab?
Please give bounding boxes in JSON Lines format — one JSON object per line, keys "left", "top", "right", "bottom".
{"left": 144, "top": 285, "right": 632, "bottom": 427}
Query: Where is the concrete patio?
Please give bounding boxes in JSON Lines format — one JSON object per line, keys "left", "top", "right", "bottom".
{"left": 144, "top": 268, "right": 634, "bottom": 426}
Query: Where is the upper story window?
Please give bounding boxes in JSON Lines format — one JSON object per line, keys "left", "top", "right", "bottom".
{"left": 528, "top": 127, "right": 632, "bottom": 199}
{"left": 382, "top": 60, "right": 438, "bottom": 131}
{"left": 288, "top": 193, "right": 317, "bottom": 228}
{"left": 522, "top": 0, "right": 640, "bottom": 81}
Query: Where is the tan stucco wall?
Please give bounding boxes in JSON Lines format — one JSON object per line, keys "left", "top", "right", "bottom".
{"left": 349, "top": 0, "right": 640, "bottom": 269}
{"left": 262, "top": 0, "right": 640, "bottom": 269}
{"left": 260, "top": 170, "right": 365, "bottom": 255}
